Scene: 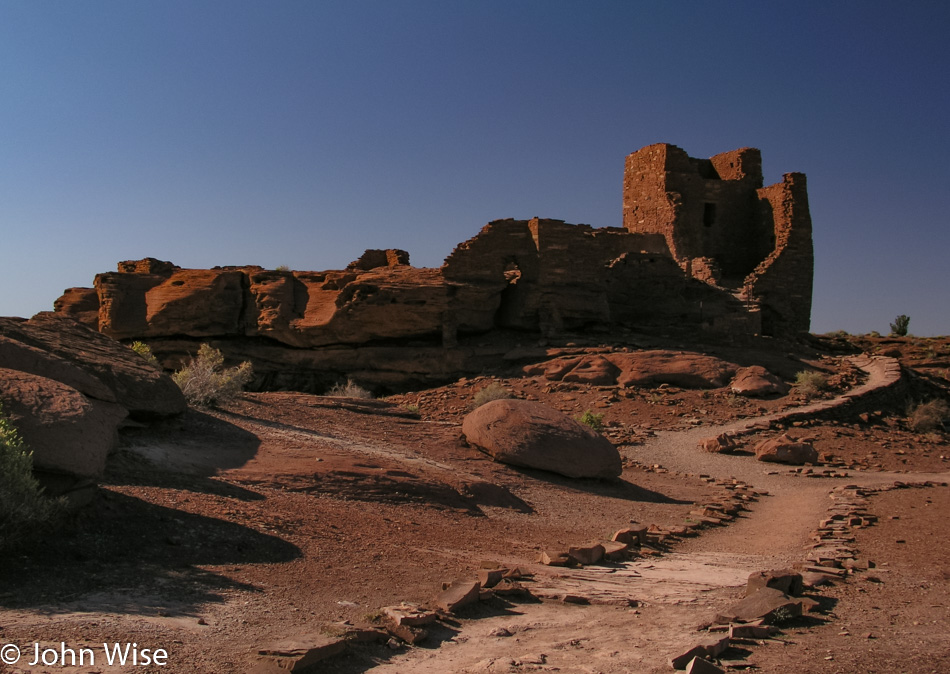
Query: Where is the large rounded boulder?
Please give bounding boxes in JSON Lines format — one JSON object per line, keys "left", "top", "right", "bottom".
{"left": 0, "top": 368, "right": 126, "bottom": 479}
{"left": 462, "top": 399, "right": 622, "bottom": 479}
{"left": 730, "top": 366, "right": 788, "bottom": 397}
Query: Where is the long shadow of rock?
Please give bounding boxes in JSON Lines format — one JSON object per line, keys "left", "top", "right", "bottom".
{"left": 0, "top": 490, "right": 300, "bottom": 616}
{"left": 509, "top": 467, "right": 692, "bottom": 504}
{"left": 110, "top": 409, "right": 264, "bottom": 501}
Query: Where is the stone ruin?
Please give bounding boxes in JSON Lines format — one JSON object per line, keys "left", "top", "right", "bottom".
{"left": 54, "top": 143, "right": 813, "bottom": 391}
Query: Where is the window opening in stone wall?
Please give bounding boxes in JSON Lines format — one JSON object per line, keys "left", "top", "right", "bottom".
{"left": 703, "top": 203, "right": 717, "bottom": 228}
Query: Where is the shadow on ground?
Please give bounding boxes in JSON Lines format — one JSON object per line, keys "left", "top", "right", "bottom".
{"left": 512, "top": 468, "right": 693, "bottom": 504}
{"left": 0, "top": 490, "right": 300, "bottom": 616}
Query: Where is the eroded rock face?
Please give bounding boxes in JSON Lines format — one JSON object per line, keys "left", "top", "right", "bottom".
{"left": 524, "top": 351, "right": 739, "bottom": 389}
{"left": 0, "top": 368, "right": 125, "bottom": 479}
{"left": 53, "top": 143, "right": 814, "bottom": 391}
{"left": 461, "top": 399, "right": 622, "bottom": 479}
{"left": 754, "top": 434, "right": 818, "bottom": 465}
{"left": 0, "top": 313, "right": 186, "bottom": 420}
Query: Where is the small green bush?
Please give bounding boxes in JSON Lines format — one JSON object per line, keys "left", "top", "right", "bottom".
{"left": 172, "top": 344, "right": 253, "bottom": 407}
{"left": 794, "top": 370, "right": 828, "bottom": 398}
{"left": 907, "top": 399, "right": 949, "bottom": 433}
{"left": 472, "top": 382, "right": 512, "bottom": 408}
{"left": 575, "top": 409, "right": 605, "bottom": 431}
{"left": 890, "top": 314, "right": 910, "bottom": 337}
{"left": 0, "top": 404, "right": 60, "bottom": 548}
{"left": 326, "top": 379, "right": 373, "bottom": 399}
{"left": 275, "top": 264, "right": 291, "bottom": 272}
{"left": 130, "top": 340, "right": 159, "bottom": 367}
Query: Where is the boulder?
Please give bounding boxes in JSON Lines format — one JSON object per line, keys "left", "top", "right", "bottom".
{"left": 0, "top": 369, "right": 125, "bottom": 479}
{"left": 754, "top": 434, "right": 819, "bottom": 465}
{"left": 730, "top": 365, "right": 788, "bottom": 397}
{"left": 699, "top": 433, "right": 737, "bottom": 454}
{"left": 462, "top": 400, "right": 622, "bottom": 479}
{"left": 0, "top": 313, "right": 185, "bottom": 419}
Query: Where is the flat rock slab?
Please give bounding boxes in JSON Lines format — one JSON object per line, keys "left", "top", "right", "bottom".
{"left": 716, "top": 587, "right": 802, "bottom": 625}
{"left": 435, "top": 579, "right": 481, "bottom": 613}
{"left": 254, "top": 634, "right": 347, "bottom": 672}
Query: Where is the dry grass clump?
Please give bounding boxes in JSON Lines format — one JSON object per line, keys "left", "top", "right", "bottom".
{"left": 327, "top": 379, "right": 373, "bottom": 399}
{"left": 907, "top": 399, "right": 949, "bottom": 433}
{"left": 472, "top": 382, "right": 512, "bottom": 408}
{"left": 173, "top": 344, "right": 253, "bottom": 407}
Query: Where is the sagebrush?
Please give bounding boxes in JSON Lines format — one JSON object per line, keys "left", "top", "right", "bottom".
{"left": 794, "top": 370, "right": 828, "bottom": 398}
{"left": 907, "top": 399, "right": 948, "bottom": 433}
{"left": 0, "top": 403, "right": 60, "bottom": 548}
{"left": 326, "top": 379, "right": 373, "bottom": 399}
{"left": 172, "top": 344, "right": 253, "bottom": 406}
{"left": 473, "top": 382, "right": 512, "bottom": 408}
{"left": 130, "top": 340, "right": 159, "bottom": 367}
{"left": 575, "top": 409, "right": 605, "bottom": 431}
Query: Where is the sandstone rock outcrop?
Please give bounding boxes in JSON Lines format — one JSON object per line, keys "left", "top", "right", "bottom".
{"left": 0, "top": 313, "right": 186, "bottom": 495}
{"left": 461, "top": 399, "right": 622, "bottom": 479}
{"left": 0, "top": 313, "right": 186, "bottom": 419}
{"left": 54, "top": 144, "right": 814, "bottom": 391}
{"left": 524, "top": 351, "right": 739, "bottom": 389}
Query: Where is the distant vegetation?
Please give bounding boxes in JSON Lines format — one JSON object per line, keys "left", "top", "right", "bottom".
{"left": 890, "top": 314, "right": 910, "bottom": 337}
{"left": 0, "top": 404, "right": 61, "bottom": 548}
{"left": 473, "top": 382, "right": 512, "bottom": 408}
{"left": 326, "top": 379, "right": 373, "bottom": 399}
{"left": 173, "top": 344, "right": 253, "bottom": 407}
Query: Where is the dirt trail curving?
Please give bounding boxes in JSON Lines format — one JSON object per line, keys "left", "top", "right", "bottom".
{"left": 348, "top": 354, "right": 948, "bottom": 673}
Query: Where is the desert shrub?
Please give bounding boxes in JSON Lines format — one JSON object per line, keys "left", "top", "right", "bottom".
{"left": 472, "top": 382, "right": 512, "bottom": 408}
{"left": 794, "top": 370, "right": 828, "bottom": 398}
{"left": 868, "top": 331, "right": 881, "bottom": 338}
{"left": 575, "top": 409, "right": 605, "bottom": 431}
{"left": 890, "top": 314, "right": 910, "bottom": 337}
{"left": 172, "top": 344, "right": 253, "bottom": 407}
{"left": 0, "top": 404, "right": 60, "bottom": 548}
{"left": 130, "top": 340, "right": 159, "bottom": 367}
{"left": 275, "top": 264, "right": 291, "bottom": 272}
{"left": 907, "top": 399, "right": 949, "bottom": 433}
{"left": 326, "top": 379, "right": 373, "bottom": 399}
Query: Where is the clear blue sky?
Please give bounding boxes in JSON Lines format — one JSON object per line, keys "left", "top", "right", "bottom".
{"left": 2, "top": 1, "right": 948, "bottom": 336}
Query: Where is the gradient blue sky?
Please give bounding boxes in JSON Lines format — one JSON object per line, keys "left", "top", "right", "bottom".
{"left": 2, "top": 1, "right": 948, "bottom": 335}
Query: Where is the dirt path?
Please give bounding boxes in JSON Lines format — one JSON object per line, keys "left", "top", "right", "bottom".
{"left": 333, "top": 355, "right": 946, "bottom": 673}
